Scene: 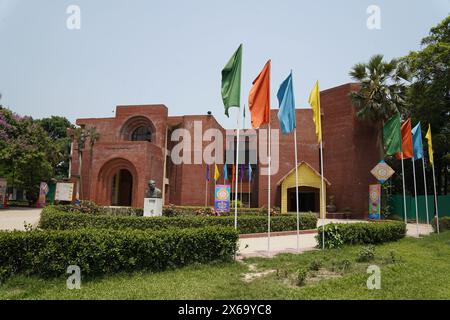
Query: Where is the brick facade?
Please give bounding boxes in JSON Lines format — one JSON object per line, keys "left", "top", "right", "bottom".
{"left": 70, "top": 83, "right": 379, "bottom": 218}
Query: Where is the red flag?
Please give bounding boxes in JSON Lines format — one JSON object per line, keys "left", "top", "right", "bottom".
{"left": 396, "top": 119, "right": 414, "bottom": 160}
{"left": 249, "top": 60, "right": 271, "bottom": 129}
{"left": 232, "top": 165, "right": 236, "bottom": 182}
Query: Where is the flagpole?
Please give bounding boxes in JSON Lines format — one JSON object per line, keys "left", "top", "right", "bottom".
{"left": 234, "top": 109, "right": 240, "bottom": 230}
{"left": 401, "top": 154, "right": 408, "bottom": 224}
{"left": 320, "top": 140, "right": 325, "bottom": 250}
{"left": 294, "top": 128, "right": 300, "bottom": 253}
{"left": 268, "top": 123, "right": 272, "bottom": 255}
{"left": 412, "top": 158, "right": 420, "bottom": 236}
{"left": 421, "top": 158, "right": 430, "bottom": 225}
{"left": 432, "top": 163, "right": 440, "bottom": 234}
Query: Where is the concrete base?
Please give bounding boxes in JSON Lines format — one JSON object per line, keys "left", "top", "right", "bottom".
{"left": 143, "top": 198, "right": 163, "bottom": 217}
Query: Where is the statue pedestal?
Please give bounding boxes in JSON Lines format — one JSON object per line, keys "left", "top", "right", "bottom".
{"left": 144, "top": 198, "right": 163, "bottom": 217}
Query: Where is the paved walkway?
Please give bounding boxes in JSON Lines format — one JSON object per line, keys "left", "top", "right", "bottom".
{"left": 0, "top": 208, "right": 42, "bottom": 231}
{"left": 238, "top": 219, "right": 434, "bottom": 258}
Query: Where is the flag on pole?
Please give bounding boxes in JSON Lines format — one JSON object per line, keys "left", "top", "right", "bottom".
{"left": 221, "top": 45, "right": 242, "bottom": 117}
{"left": 425, "top": 125, "right": 434, "bottom": 165}
{"left": 383, "top": 113, "right": 402, "bottom": 156}
{"left": 239, "top": 164, "right": 245, "bottom": 181}
{"left": 223, "top": 163, "right": 228, "bottom": 182}
{"left": 277, "top": 72, "right": 296, "bottom": 134}
{"left": 214, "top": 164, "right": 220, "bottom": 182}
{"left": 249, "top": 60, "right": 271, "bottom": 129}
{"left": 232, "top": 165, "right": 236, "bottom": 183}
{"left": 206, "top": 165, "right": 210, "bottom": 181}
{"left": 308, "top": 81, "right": 322, "bottom": 143}
{"left": 248, "top": 164, "right": 253, "bottom": 182}
{"left": 412, "top": 122, "right": 424, "bottom": 160}
{"left": 395, "top": 119, "right": 413, "bottom": 160}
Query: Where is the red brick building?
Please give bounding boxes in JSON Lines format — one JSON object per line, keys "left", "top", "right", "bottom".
{"left": 70, "top": 83, "right": 379, "bottom": 218}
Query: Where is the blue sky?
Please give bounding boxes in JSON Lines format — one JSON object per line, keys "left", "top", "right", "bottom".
{"left": 0, "top": 0, "right": 448, "bottom": 129}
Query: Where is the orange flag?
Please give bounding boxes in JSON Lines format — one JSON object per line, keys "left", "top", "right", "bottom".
{"left": 249, "top": 60, "right": 271, "bottom": 129}
{"left": 395, "top": 119, "right": 414, "bottom": 160}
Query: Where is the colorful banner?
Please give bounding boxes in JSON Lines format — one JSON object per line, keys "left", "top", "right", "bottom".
{"left": 37, "top": 182, "right": 49, "bottom": 207}
{"left": 369, "top": 184, "right": 381, "bottom": 220}
{"left": 215, "top": 185, "right": 231, "bottom": 213}
{"left": 0, "top": 178, "right": 7, "bottom": 209}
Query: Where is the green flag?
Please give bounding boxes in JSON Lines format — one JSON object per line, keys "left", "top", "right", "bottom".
{"left": 383, "top": 113, "right": 402, "bottom": 156}
{"left": 221, "top": 44, "right": 242, "bottom": 117}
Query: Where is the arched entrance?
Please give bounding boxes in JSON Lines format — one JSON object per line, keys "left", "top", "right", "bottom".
{"left": 111, "top": 169, "right": 133, "bottom": 206}
{"left": 96, "top": 158, "right": 138, "bottom": 207}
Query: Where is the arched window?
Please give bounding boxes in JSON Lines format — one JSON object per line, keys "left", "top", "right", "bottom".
{"left": 131, "top": 126, "right": 152, "bottom": 142}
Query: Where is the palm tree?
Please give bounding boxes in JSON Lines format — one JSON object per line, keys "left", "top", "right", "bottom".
{"left": 349, "top": 54, "right": 409, "bottom": 157}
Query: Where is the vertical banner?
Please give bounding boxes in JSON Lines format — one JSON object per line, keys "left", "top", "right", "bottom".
{"left": 37, "top": 182, "right": 49, "bottom": 208}
{"left": 369, "top": 184, "right": 381, "bottom": 220}
{"left": 215, "top": 185, "right": 231, "bottom": 213}
{"left": 0, "top": 178, "right": 7, "bottom": 209}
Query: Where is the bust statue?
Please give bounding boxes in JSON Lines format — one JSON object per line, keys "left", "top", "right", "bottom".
{"left": 146, "top": 180, "right": 162, "bottom": 199}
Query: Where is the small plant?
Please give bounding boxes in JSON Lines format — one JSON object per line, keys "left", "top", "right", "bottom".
{"left": 340, "top": 259, "right": 352, "bottom": 272}
{"left": 23, "top": 222, "right": 35, "bottom": 232}
{"left": 309, "top": 259, "right": 323, "bottom": 271}
{"left": 384, "top": 250, "right": 398, "bottom": 264}
{"left": 331, "top": 259, "right": 352, "bottom": 273}
{"left": 356, "top": 245, "right": 376, "bottom": 262}
{"left": 296, "top": 268, "right": 308, "bottom": 286}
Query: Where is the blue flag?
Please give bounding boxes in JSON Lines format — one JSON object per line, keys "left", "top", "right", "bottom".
{"left": 412, "top": 122, "right": 424, "bottom": 160}
{"left": 206, "top": 165, "right": 210, "bottom": 181}
{"left": 277, "top": 72, "right": 296, "bottom": 134}
{"left": 224, "top": 163, "right": 228, "bottom": 182}
{"left": 248, "top": 164, "right": 253, "bottom": 182}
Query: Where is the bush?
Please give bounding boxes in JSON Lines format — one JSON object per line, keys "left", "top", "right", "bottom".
{"left": 296, "top": 267, "right": 308, "bottom": 286}
{"left": 432, "top": 216, "right": 450, "bottom": 232}
{"left": 317, "top": 221, "right": 406, "bottom": 248}
{"left": 40, "top": 207, "right": 318, "bottom": 234}
{"left": 356, "top": 245, "right": 376, "bottom": 262}
{"left": 308, "top": 259, "right": 323, "bottom": 271}
{"left": 0, "top": 226, "right": 238, "bottom": 278}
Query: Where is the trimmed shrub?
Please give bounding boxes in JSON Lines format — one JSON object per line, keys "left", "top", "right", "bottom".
{"left": 317, "top": 221, "right": 406, "bottom": 248}
{"left": 40, "top": 207, "right": 318, "bottom": 234}
{"left": 432, "top": 216, "right": 450, "bottom": 232}
{"left": 0, "top": 226, "right": 238, "bottom": 278}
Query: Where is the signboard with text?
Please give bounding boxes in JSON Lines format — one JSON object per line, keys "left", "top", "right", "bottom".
{"left": 55, "top": 183, "right": 74, "bottom": 202}
{"left": 215, "top": 185, "right": 231, "bottom": 213}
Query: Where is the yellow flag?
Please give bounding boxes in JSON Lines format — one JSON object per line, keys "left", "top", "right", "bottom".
{"left": 214, "top": 164, "right": 221, "bottom": 182}
{"left": 425, "top": 124, "right": 434, "bottom": 165}
{"left": 309, "top": 81, "right": 322, "bottom": 143}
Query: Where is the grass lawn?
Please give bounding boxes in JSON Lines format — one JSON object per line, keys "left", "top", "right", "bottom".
{"left": 1, "top": 231, "right": 450, "bottom": 300}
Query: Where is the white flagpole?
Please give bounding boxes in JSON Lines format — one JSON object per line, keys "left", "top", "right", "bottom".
{"left": 320, "top": 140, "right": 325, "bottom": 250}
{"left": 432, "top": 163, "right": 440, "bottom": 234}
{"left": 268, "top": 123, "right": 272, "bottom": 255}
{"left": 412, "top": 158, "right": 420, "bottom": 236}
{"left": 422, "top": 157, "right": 429, "bottom": 225}
{"left": 294, "top": 128, "right": 300, "bottom": 252}
{"left": 234, "top": 108, "right": 240, "bottom": 230}
{"left": 401, "top": 153, "right": 408, "bottom": 224}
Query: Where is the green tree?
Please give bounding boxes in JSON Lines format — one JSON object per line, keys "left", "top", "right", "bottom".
{"left": 349, "top": 54, "right": 409, "bottom": 157}
{"left": 37, "top": 116, "right": 75, "bottom": 180}
{"left": 404, "top": 15, "right": 450, "bottom": 194}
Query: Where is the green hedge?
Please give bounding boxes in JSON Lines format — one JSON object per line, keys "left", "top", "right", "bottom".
{"left": 0, "top": 226, "right": 238, "bottom": 278}
{"left": 40, "top": 207, "right": 318, "bottom": 234}
{"left": 317, "top": 221, "right": 407, "bottom": 248}
{"left": 432, "top": 217, "right": 450, "bottom": 232}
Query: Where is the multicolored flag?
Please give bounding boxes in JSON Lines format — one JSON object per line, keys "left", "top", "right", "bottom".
{"left": 396, "top": 119, "right": 414, "bottom": 160}
{"left": 383, "top": 113, "right": 402, "bottom": 156}
{"left": 412, "top": 122, "right": 424, "bottom": 160}
{"left": 221, "top": 44, "right": 242, "bottom": 117}
{"left": 249, "top": 60, "right": 271, "bottom": 129}
{"left": 425, "top": 125, "right": 434, "bottom": 165}
{"left": 308, "top": 81, "right": 322, "bottom": 143}
{"left": 277, "top": 72, "right": 296, "bottom": 135}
